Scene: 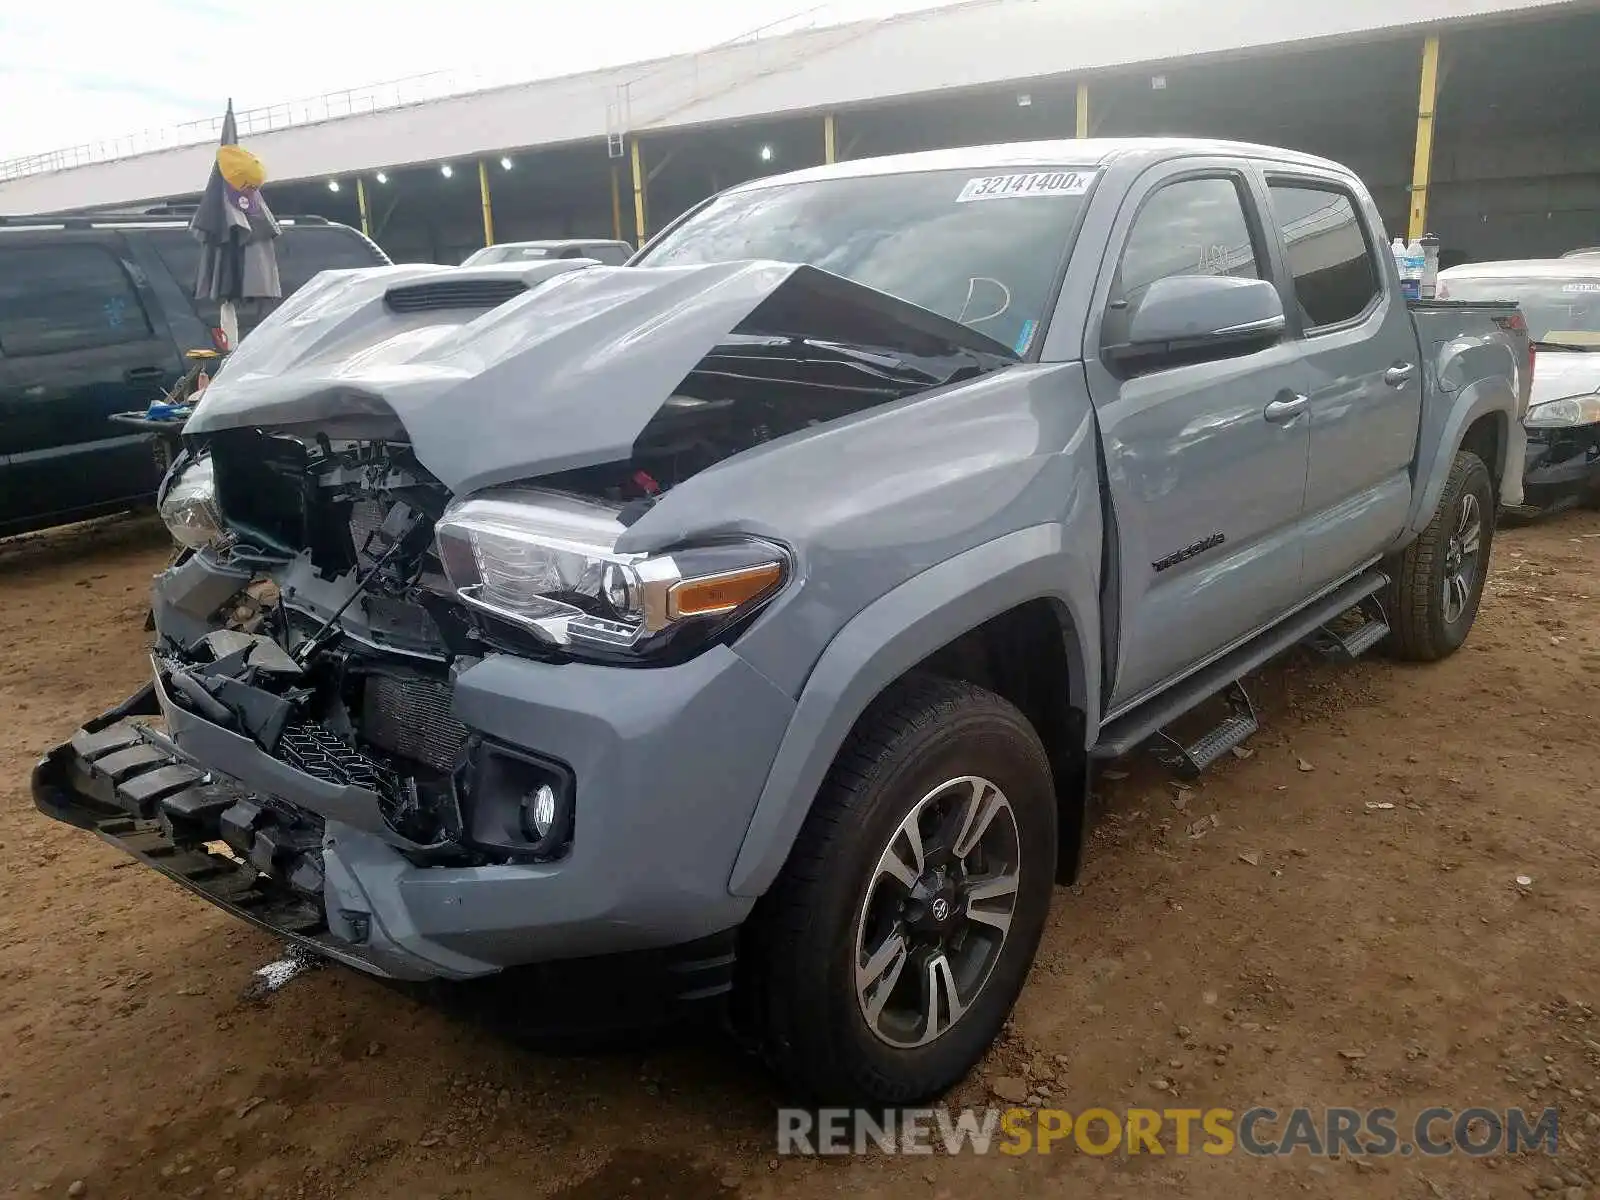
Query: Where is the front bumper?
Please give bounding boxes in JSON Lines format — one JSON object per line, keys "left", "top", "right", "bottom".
{"left": 33, "top": 644, "right": 795, "bottom": 984}
{"left": 1514, "top": 426, "right": 1600, "bottom": 514}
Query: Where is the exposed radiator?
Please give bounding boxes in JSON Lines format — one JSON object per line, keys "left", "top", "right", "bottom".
{"left": 360, "top": 671, "right": 469, "bottom": 774}
{"left": 349, "top": 498, "right": 386, "bottom": 565}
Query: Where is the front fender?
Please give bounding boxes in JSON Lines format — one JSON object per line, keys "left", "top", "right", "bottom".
{"left": 726, "top": 521, "right": 1101, "bottom": 898}
{"left": 1402, "top": 376, "right": 1519, "bottom": 540}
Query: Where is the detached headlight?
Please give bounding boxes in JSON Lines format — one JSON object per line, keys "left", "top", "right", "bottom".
{"left": 435, "top": 488, "right": 789, "bottom": 661}
{"left": 1527, "top": 394, "right": 1600, "bottom": 428}
{"left": 158, "top": 454, "right": 230, "bottom": 550}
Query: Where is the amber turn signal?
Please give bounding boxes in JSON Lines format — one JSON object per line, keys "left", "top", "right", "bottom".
{"left": 667, "top": 562, "right": 784, "bottom": 619}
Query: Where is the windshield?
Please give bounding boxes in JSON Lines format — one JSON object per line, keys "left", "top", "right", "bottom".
{"left": 1438, "top": 273, "right": 1600, "bottom": 348}
{"left": 638, "top": 167, "right": 1095, "bottom": 356}
{"left": 469, "top": 245, "right": 550, "bottom": 265}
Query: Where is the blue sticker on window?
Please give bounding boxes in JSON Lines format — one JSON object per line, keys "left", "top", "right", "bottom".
{"left": 1013, "top": 319, "right": 1038, "bottom": 356}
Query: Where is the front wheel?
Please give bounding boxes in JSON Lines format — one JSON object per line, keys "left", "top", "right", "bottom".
{"left": 749, "top": 676, "right": 1058, "bottom": 1104}
{"left": 1384, "top": 450, "right": 1495, "bottom": 662}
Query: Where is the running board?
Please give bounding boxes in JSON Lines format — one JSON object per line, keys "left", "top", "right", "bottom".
{"left": 1306, "top": 607, "right": 1390, "bottom": 663}
{"left": 1152, "top": 681, "right": 1258, "bottom": 779}
{"left": 1092, "top": 569, "right": 1389, "bottom": 762}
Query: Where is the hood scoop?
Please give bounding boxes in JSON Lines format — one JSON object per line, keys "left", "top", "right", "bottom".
{"left": 386, "top": 278, "right": 527, "bottom": 313}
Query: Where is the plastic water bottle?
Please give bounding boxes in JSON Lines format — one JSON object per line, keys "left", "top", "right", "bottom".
{"left": 1395, "top": 237, "right": 1422, "bottom": 301}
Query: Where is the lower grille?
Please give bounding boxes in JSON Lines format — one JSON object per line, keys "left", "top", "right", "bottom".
{"left": 360, "top": 671, "right": 468, "bottom": 774}
{"left": 278, "top": 722, "right": 399, "bottom": 800}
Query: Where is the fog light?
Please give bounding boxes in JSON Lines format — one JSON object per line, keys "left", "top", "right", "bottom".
{"left": 472, "top": 742, "right": 575, "bottom": 857}
{"left": 522, "top": 783, "right": 558, "bottom": 840}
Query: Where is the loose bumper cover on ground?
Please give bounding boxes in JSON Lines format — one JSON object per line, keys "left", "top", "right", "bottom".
{"left": 33, "top": 642, "right": 794, "bottom": 987}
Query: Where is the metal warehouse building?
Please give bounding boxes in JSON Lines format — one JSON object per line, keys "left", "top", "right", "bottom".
{"left": 4, "top": 0, "right": 1599, "bottom": 266}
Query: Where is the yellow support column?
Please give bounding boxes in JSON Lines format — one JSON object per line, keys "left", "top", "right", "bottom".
{"left": 824, "top": 113, "right": 837, "bottom": 164}
{"left": 631, "top": 138, "right": 647, "bottom": 246}
{"left": 478, "top": 160, "right": 495, "bottom": 248}
{"left": 1408, "top": 35, "right": 1442, "bottom": 241}
{"left": 611, "top": 165, "right": 623, "bottom": 241}
{"left": 1076, "top": 81, "right": 1090, "bottom": 139}
{"left": 356, "top": 176, "right": 371, "bottom": 238}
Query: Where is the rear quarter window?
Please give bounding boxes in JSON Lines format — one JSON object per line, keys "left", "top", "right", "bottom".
{"left": 145, "top": 224, "right": 385, "bottom": 298}
{"left": 276, "top": 225, "right": 388, "bottom": 292}
{"left": 143, "top": 223, "right": 385, "bottom": 335}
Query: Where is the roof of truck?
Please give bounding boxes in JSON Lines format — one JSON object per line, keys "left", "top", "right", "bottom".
{"left": 728, "top": 138, "right": 1351, "bottom": 192}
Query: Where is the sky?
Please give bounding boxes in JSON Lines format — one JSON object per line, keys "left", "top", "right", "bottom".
{"left": 0, "top": 0, "right": 961, "bottom": 161}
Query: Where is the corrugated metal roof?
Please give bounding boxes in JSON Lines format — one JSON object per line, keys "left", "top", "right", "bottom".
{"left": 0, "top": 0, "right": 1583, "bottom": 215}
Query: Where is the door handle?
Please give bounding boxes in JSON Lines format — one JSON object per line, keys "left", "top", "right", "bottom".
{"left": 1385, "top": 362, "right": 1417, "bottom": 388}
{"left": 124, "top": 366, "right": 165, "bottom": 385}
{"left": 1264, "top": 393, "right": 1309, "bottom": 424}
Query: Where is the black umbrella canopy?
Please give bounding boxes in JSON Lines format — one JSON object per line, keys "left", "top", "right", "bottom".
{"left": 190, "top": 100, "right": 281, "bottom": 343}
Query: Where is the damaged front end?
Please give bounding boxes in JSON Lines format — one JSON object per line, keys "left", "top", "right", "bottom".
{"left": 33, "top": 256, "right": 1018, "bottom": 983}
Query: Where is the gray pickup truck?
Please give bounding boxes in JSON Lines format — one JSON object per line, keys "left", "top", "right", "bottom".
{"left": 34, "top": 139, "right": 1531, "bottom": 1104}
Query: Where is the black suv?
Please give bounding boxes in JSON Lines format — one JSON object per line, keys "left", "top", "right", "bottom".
{"left": 0, "top": 213, "right": 388, "bottom": 538}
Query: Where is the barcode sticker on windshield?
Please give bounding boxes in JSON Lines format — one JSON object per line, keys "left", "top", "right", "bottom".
{"left": 956, "top": 171, "right": 1096, "bottom": 203}
{"left": 1562, "top": 281, "right": 1600, "bottom": 293}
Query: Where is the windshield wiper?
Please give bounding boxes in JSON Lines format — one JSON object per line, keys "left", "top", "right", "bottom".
{"left": 717, "top": 335, "right": 1005, "bottom": 387}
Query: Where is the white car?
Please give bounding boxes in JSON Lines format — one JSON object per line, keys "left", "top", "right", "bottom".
{"left": 1440, "top": 257, "right": 1600, "bottom": 513}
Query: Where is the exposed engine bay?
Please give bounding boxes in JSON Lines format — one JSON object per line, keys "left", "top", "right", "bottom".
{"left": 536, "top": 333, "right": 1005, "bottom": 501}
{"left": 160, "top": 434, "right": 501, "bottom": 862}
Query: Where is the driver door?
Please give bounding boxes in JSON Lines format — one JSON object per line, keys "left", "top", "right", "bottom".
{"left": 1082, "top": 161, "right": 1312, "bottom": 713}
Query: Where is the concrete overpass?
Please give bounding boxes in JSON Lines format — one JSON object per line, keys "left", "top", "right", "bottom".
{"left": 4, "top": 0, "right": 1597, "bottom": 267}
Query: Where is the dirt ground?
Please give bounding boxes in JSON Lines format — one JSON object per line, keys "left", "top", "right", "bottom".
{"left": 1, "top": 510, "right": 1598, "bottom": 1200}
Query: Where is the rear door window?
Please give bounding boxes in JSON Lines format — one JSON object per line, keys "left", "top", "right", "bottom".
{"left": 1266, "top": 182, "right": 1382, "bottom": 330}
{"left": 0, "top": 243, "right": 153, "bottom": 357}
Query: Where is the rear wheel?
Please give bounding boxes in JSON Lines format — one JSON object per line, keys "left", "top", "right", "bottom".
{"left": 750, "top": 676, "right": 1058, "bottom": 1104}
{"left": 1384, "top": 450, "right": 1495, "bottom": 662}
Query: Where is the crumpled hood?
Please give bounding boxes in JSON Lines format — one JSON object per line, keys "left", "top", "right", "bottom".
{"left": 186, "top": 257, "right": 1013, "bottom": 495}
{"left": 1530, "top": 349, "right": 1600, "bottom": 408}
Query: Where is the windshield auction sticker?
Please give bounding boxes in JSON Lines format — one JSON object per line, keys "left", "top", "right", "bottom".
{"left": 956, "top": 171, "right": 1096, "bottom": 202}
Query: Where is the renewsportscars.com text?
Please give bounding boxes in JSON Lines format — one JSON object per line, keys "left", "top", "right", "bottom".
{"left": 778, "top": 1106, "right": 1560, "bottom": 1158}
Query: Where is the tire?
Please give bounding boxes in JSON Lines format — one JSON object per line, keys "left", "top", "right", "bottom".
{"left": 1383, "top": 450, "right": 1495, "bottom": 662}
{"left": 749, "top": 675, "right": 1058, "bottom": 1104}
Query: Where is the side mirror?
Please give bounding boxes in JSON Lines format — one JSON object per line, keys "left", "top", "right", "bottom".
{"left": 1107, "top": 275, "right": 1286, "bottom": 370}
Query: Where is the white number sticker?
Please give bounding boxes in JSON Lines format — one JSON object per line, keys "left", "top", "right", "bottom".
{"left": 956, "top": 171, "right": 1096, "bottom": 203}
{"left": 1561, "top": 281, "right": 1600, "bottom": 293}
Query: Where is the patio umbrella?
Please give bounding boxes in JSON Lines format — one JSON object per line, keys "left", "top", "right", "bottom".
{"left": 190, "top": 100, "right": 281, "bottom": 349}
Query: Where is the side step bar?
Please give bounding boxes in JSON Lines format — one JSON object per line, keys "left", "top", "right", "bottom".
{"left": 1306, "top": 602, "right": 1391, "bottom": 663}
{"left": 1092, "top": 568, "right": 1389, "bottom": 762}
{"left": 1152, "top": 681, "right": 1258, "bottom": 779}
